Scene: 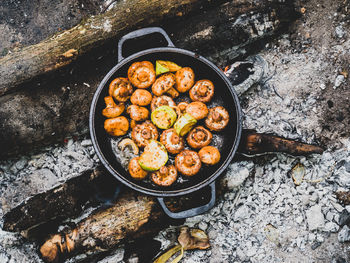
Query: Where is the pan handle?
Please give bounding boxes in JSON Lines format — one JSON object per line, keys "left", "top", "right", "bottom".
{"left": 118, "top": 27, "right": 175, "bottom": 62}
{"left": 157, "top": 182, "right": 216, "bottom": 219}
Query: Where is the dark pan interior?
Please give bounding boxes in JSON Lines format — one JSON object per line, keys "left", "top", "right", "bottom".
{"left": 90, "top": 48, "right": 241, "bottom": 196}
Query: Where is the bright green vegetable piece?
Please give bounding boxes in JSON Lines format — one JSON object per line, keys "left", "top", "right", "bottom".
{"left": 151, "top": 106, "right": 177, "bottom": 129}
{"left": 174, "top": 113, "right": 197, "bottom": 136}
{"left": 138, "top": 140, "right": 168, "bottom": 171}
{"left": 156, "top": 60, "right": 182, "bottom": 75}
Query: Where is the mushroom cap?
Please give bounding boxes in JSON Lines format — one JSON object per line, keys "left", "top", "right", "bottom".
{"left": 160, "top": 128, "right": 185, "bottom": 154}
{"left": 175, "top": 150, "right": 201, "bottom": 176}
{"left": 128, "top": 61, "right": 156, "bottom": 89}
{"left": 129, "top": 157, "right": 148, "bottom": 179}
{"left": 131, "top": 120, "right": 159, "bottom": 147}
{"left": 205, "top": 106, "right": 229, "bottom": 131}
{"left": 130, "top": 89, "right": 153, "bottom": 106}
{"left": 151, "top": 73, "right": 176, "bottom": 96}
{"left": 175, "top": 67, "right": 195, "bottom": 93}
{"left": 104, "top": 116, "right": 129, "bottom": 137}
{"left": 186, "top": 102, "right": 209, "bottom": 120}
{"left": 198, "top": 146, "right": 221, "bottom": 165}
{"left": 189, "top": 79, "right": 214, "bottom": 103}
{"left": 186, "top": 126, "right": 212, "bottom": 149}
{"left": 151, "top": 165, "right": 178, "bottom": 186}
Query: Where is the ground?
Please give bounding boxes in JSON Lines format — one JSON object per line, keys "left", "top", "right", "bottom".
{"left": 1, "top": 0, "right": 350, "bottom": 262}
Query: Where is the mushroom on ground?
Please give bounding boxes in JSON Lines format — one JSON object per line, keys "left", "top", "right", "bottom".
{"left": 175, "top": 150, "right": 201, "bottom": 176}
{"left": 102, "top": 96, "right": 125, "bottom": 118}
{"left": 186, "top": 126, "right": 212, "bottom": 149}
{"left": 130, "top": 89, "right": 153, "bottom": 106}
{"left": 128, "top": 157, "right": 148, "bottom": 180}
{"left": 205, "top": 106, "right": 229, "bottom": 131}
{"left": 127, "top": 105, "right": 149, "bottom": 121}
{"left": 151, "top": 165, "right": 178, "bottom": 186}
{"left": 175, "top": 67, "right": 195, "bottom": 93}
{"left": 151, "top": 73, "right": 176, "bottom": 96}
{"left": 189, "top": 80, "right": 214, "bottom": 103}
{"left": 151, "top": 95, "right": 176, "bottom": 112}
{"left": 104, "top": 116, "right": 129, "bottom": 136}
{"left": 198, "top": 146, "right": 221, "bottom": 165}
{"left": 186, "top": 102, "right": 208, "bottom": 120}
{"left": 160, "top": 128, "right": 185, "bottom": 154}
{"left": 131, "top": 120, "right": 159, "bottom": 148}
{"left": 108, "top": 77, "right": 133, "bottom": 102}
{"left": 128, "top": 61, "right": 156, "bottom": 89}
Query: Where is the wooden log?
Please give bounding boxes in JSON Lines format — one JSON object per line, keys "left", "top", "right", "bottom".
{"left": 0, "top": 0, "right": 228, "bottom": 97}
{"left": 0, "top": 0, "right": 297, "bottom": 159}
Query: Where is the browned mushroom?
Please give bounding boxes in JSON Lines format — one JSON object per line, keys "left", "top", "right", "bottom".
{"left": 198, "top": 146, "right": 221, "bottom": 165}
{"left": 189, "top": 80, "right": 214, "bottom": 103}
{"left": 175, "top": 150, "right": 201, "bottom": 176}
{"left": 104, "top": 116, "right": 129, "bottom": 136}
{"left": 175, "top": 67, "right": 195, "bottom": 93}
{"left": 177, "top": 101, "right": 189, "bottom": 115}
{"left": 205, "top": 106, "right": 229, "bottom": 131}
{"left": 151, "top": 73, "right": 176, "bottom": 96}
{"left": 166, "top": 87, "right": 180, "bottom": 98}
{"left": 128, "top": 61, "right": 156, "bottom": 89}
{"left": 129, "top": 157, "right": 148, "bottom": 180}
{"left": 131, "top": 120, "right": 159, "bottom": 147}
{"left": 150, "top": 95, "right": 176, "bottom": 112}
{"left": 186, "top": 126, "right": 212, "bottom": 149}
{"left": 160, "top": 128, "right": 185, "bottom": 154}
{"left": 127, "top": 105, "right": 149, "bottom": 121}
{"left": 186, "top": 102, "right": 209, "bottom": 120}
{"left": 108, "top": 77, "right": 133, "bottom": 102}
{"left": 102, "top": 96, "right": 125, "bottom": 118}
{"left": 130, "top": 89, "right": 153, "bottom": 106}
{"left": 151, "top": 165, "right": 178, "bottom": 186}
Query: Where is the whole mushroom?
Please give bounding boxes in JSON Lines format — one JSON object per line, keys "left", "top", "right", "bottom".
{"left": 151, "top": 95, "right": 176, "bottom": 112}
{"left": 175, "top": 67, "right": 195, "bottom": 93}
{"left": 189, "top": 80, "right": 214, "bottom": 103}
{"left": 151, "top": 165, "right": 178, "bottom": 186}
{"left": 187, "top": 126, "right": 212, "bottom": 149}
{"left": 104, "top": 116, "right": 129, "bottom": 137}
{"left": 127, "top": 105, "right": 149, "bottom": 121}
{"left": 152, "top": 73, "right": 176, "bottom": 96}
{"left": 160, "top": 128, "right": 185, "bottom": 154}
{"left": 128, "top": 61, "right": 156, "bottom": 89}
{"left": 129, "top": 157, "right": 148, "bottom": 180}
{"left": 175, "top": 150, "right": 202, "bottom": 176}
{"left": 186, "top": 102, "right": 209, "bottom": 120}
{"left": 108, "top": 77, "right": 133, "bottom": 102}
{"left": 205, "top": 106, "right": 229, "bottom": 131}
{"left": 131, "top": 120, "right": 159, "bottom": 148}
{"left": 198, "top": 146, "right": 221, "bottom": 165}
{"left": 102, "top": 96, "right": 125, "bottom": 118}
{"left": 130, "top": 89, "right": 153, "bottom": 106}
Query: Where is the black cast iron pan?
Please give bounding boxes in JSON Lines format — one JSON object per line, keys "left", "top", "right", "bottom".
{"left": 89, "top": 27, "right": 242, "bottom": 219}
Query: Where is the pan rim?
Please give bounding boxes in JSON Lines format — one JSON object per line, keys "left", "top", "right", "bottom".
{"left": 89, "top": 47, "right": 242, "bottom": 197}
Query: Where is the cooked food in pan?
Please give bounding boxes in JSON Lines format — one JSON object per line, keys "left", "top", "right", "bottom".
{"left": 102, "top": 60, "right": 229, "bottom": 186}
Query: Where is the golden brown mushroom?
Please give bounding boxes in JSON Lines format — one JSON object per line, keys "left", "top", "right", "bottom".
{"left": 186, "top": 102, "right": 209, "bottom": 120}
{"left": 151, "top": 165, "right": 178, "bottom": 186}
{"left": 102, "top": 96, "right": 125, "bottom": 118}
{"left": 130, "top": 89, "right": 153, "bottom": 106}
{"left": 186, "top": 126, "right": 212, "bottom": 149}
{"left": 198, "top": 146, "right": 221, "bottom": 165}
{"left": 129, "top": 157, "right": 148, "bottom": 180}
{"left": 160, "top": 128, "right": 185, "bottom": 154}
{"left": 175, "top": 67, "right": 195, "bottom": 93}
{"left": 108, "top": 77, "right": 133, "bottom": 102}
{"left": 104, "top": 116, "right": 129, "bottom": 136}
{"left": 189, "top": 80, "right": 214, "bottom": 103}
{"left": 177, "top": 101, "right": 189, "bottom": 115}
{"left": 205, "top": 106, "right": 229, "bottom": 131}
{"left": 131, "top": 120, "right": 159, "bottom": 147}
{"left": 150, "top": 95, "right": 176, "bottom": 112}
{"left": 127, "top": 105, "right": 149, "bottom": 121}
{"left": 128, "top": 61, "right": 156, "bottom": 89}
{"left": 175, "top": 150, "right": 201, "bottom": 176}
{"left": 151, "top": 73, "right": 176, "bottom": 96}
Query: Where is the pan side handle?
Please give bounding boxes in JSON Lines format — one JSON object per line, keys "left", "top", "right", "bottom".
{"left": 157, "top": 182, "right": 216, "bottom": 219}
{"left": 118, "top": 27, "right": 175, "bottom": 62}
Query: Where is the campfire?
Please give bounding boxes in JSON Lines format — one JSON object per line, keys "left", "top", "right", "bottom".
{"left": 1, "top": 0, "right": 350, "bottom": 262}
